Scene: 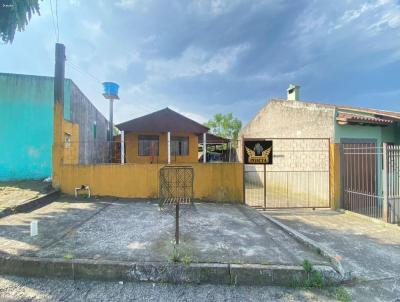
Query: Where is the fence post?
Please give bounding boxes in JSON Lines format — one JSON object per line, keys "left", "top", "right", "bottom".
{"left": 383, "top": 142, "right": 388, "bottom": 222}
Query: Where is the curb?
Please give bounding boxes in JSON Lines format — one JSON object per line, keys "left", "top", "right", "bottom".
{"left": 259, "top": 212, "right": 351, "bottom": 281}
{"left": 0, "top": 255, "right": 343, "bottom": 286}
{"left": 337, "top": 209, "right": 400, "bottom": 229}
{"left": 0, "top": 190, "right": 60, "bottom": 219}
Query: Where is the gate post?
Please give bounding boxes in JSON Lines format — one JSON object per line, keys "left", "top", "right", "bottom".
{"left": 263, "top": 164, "right": 266, "bottom": 209}
{"left": 383, "top": 142, "right": 388, "bottom": 222}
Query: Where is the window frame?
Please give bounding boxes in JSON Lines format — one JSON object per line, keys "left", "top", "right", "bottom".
{"left": 171, "top": 136, "right": 189, "bottom": 156}
{"left": 138, "top": 135, "right": 160, "bottom": 156}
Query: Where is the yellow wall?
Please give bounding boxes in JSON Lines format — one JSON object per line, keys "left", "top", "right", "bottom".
{"left": 62, "top": 120, "right": 80, "bottom": 165}
{"left": 59, "top": 163, "right": 243, "bottom": 203}
{"left": 330, "top": 143, "right": 341, "bottom": 209}
{"left": 124, "top": 132, "right": 199, "bottom": 164}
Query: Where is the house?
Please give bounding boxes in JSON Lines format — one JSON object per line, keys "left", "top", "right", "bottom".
{"left": 240, "top": 84, "right": 400, "bottom": 217}
{"left": 116, "top": 108, "right": 209, "bottom": 164}
{"left": 0, "top": 73, "right": 109, "bottom": 180}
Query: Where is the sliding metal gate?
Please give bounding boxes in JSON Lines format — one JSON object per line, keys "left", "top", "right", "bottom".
{"left": 245, "top": 138, "right": 330, "bottom": 208}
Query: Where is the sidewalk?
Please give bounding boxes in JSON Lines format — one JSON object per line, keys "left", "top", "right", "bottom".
{"left": 263, "top": 208, "right": 400, "bottom": 301}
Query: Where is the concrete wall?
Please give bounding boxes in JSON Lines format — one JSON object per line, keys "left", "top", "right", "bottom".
{"left": 239, "top": 99, "right": 335, "bottom": 208}
{"left": 0, "top": 73, "right": 109, "bottom": 180}
{"left": 124, "top": 132, "right": 199, "bottom": 164}
{"left": 59, "top": 163, "right": 243, "bottom": 203}
{"left": 69, "top": 81, "right": 109, "bottom": 164}
{"left": 0, "top": 73, "right": 65, "bottom": 180}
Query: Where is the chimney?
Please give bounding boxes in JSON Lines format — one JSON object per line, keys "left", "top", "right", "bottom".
{"left": 287, "top": 84, "right": 300, "bottom": 101}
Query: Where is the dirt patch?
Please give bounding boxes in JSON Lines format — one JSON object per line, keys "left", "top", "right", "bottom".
{"left": 0, "top": 180, "right": 52, "bottom": 210}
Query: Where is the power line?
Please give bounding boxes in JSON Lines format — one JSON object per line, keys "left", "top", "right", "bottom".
{"left": 49, "top": 0, "right": 58, "bottom": 42}
{"left": 55, "top": 0, "right": 60, "bottom": 42}
{"left": 67, "top": 61, "right": 102, "bottom": 84}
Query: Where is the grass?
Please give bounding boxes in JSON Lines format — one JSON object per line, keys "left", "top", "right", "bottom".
{"left": 335, "top": 286, "right": 352, "bottom": 302}
{"left": 63, "top": 253, "right": 74, "bottom": 260}
{"left": 169, "top": 244, "right": 193, "bottom": 265}
{"left": 292, "top": 259, "right": 325, "bottom": 289}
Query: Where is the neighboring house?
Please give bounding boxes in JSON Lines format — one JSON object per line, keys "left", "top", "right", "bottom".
{"left": 240, "top": 85, "right": 400, "bottom": 211}
{"left": 116, "top": 108, "right": 209, "bottom": 164}
{"left": 0, "top": 73, "right": 109, "bottom": 181}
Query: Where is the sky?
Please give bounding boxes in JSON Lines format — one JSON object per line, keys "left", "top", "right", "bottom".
{"left": 1, "top": 0, "right": 400, "bottom": 125}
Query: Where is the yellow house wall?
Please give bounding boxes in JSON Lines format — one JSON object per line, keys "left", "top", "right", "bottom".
{"left": 59, "top": 163, "right": 243, "bottom": 203}
{"left": 62, "top": 120, "right": 80, "bottom": 165}
{"left": 124, "top": 132, "right": 199, "bottom": 164}
{"left": 330, "top": 143, "right": 341, "bottom": 209}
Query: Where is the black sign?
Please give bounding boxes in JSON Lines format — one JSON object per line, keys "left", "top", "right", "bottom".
{"left": 244, "top": 140, "right": 273, "bottom": 164}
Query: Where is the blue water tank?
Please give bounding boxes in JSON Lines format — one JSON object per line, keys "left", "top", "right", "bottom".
{"left": 102, "top": 82, "right": 119, "bottom": 98}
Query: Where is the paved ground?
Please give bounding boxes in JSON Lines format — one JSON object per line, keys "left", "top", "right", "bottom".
{"left": 0, "top": 274, "right": 344, "bottom": 302}
{"left": 264, "top": 208, "right": 400, "bottom": 301}
{"left": 0, "top": 180, "right": 52, "bottom": 210}
{"left": 0, "top": 196, "right": 327, "bottom": 266}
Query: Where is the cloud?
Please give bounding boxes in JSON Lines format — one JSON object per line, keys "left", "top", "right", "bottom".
{"left": 147, "top": 43, "right": 250, "bottom": 79}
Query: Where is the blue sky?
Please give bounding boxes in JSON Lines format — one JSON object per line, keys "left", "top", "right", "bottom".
{"left": 1, "top": 0, "right": 400, "bottom": 125}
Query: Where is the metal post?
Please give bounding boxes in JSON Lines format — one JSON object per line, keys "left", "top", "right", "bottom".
{"left": 264, "top": 164, "right": 266, "bottom": 209}
{"left": 109, "top": 99, "right": 114, "bottom": 162}
{"left": 167, "top": 131, "right": 171, "bottom": 164}
{"left": 383, "top": 142, "right": 388, "bottom": 222}
{"left": 121, "top": 130, "right": 125, "bottom": 164}
{"left": 203, "top": 132, "right": 207, "bottom": 163}
{"left": 175, "top": 201, "right": 180, "bottom": 245}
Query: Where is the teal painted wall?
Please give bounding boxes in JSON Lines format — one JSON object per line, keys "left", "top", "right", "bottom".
{"left": 0, "top": 73, "right": 70, "bottom": 180}
{"left": 334, "top": 108, "right": 400, "bottom": 196}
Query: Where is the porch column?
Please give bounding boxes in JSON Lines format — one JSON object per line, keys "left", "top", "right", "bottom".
{"left": 121, "top": 130, "right": 125, "bottom": 164}
{"left": 167, "top": 131, "right": 171, "bottom": 164}
{"left": 203, "top": 132, "right": 207, "bottom": 163}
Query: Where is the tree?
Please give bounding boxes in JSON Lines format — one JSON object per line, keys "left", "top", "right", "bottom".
{"left": 0, "top": 0, "right": 41, "bottom": 43}
{"left": 204, "top": 113, "right": 242, "bottom": 141}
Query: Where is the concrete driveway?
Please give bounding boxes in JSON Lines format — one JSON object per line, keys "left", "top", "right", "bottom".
{"left": 264, "top": 209, "right": 400, "bottom": 301}
{"left": 0, "top": 196, "right": 327, "bottom": 267}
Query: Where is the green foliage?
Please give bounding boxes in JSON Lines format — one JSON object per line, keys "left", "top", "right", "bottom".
{"left": 292, "top": 259, "right": 325, "bottom": 289}
{"left": 302, "top": 259, "right": 313, "bottom": 273}
{"left": 204, "top": 113, "right": 242, "bottom": 141}
{"left": 335, "top": 287, "right": 352, "bottom": 302}
{"left": 63, "top": 253, "right": 74, "bottom": 260}
{"left": 181, "top": 255, "right": 192, "bottom": 265}
{"left": 0, "top": 0, "right": 41, "bottom": 43}
{"left": 170, "top": 246, "right": 180, "bottom": 262}
{"left": 169, "top": 245, "right": 193, "bottom": 265}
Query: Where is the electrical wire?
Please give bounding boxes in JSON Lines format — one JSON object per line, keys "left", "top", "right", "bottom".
{"left": 55, "top": 0, "right": 60, "bottom": 42}
{"left": 49, "top": 0, "right": 58, "bottom": 42}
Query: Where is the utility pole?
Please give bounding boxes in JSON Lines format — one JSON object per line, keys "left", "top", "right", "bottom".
{"left": 52, "top": 43, "right": 65, "bottom": 188}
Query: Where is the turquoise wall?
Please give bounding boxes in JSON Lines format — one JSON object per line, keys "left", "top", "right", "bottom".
{"left": 0, "top": 73, "right": 70, "bottom": 180}
{"left": 334, "top": 109, "right": 400, "bottom": 146}
{"left": 334, "top": 108, "right": 400, "bottom": 196}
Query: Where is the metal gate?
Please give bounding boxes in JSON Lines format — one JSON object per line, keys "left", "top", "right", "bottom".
{"left": 341, "top": 142, "right": 400, "bottom": 224}
{"left": 340, "top": 142, "right": 383, "bottom": 219}
{"left": 386, "top": 145, "right": 400, "bottom": 224}
{"left": 245, "top": 138, "right": 330, "bottom": 208}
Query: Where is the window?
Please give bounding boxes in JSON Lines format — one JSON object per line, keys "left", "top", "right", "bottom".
{"left": 64, "top": 133, "right": 71, "bottom": 148}
{"left": 138, "top": 135, "right": 159, "bottom": 156}
{"left": 171, "top": 136, "right": 189, "bottom": 156}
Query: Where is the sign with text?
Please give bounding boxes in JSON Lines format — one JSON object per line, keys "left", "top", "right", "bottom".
{"left": 244, "top": 140, "right": 273, "bottom": 164}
